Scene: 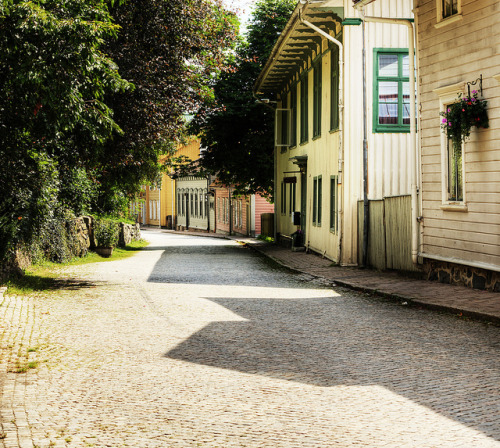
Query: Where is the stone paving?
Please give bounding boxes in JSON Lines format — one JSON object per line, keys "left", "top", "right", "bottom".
{"left": 0, "top": 230, "right": 499, "bottom": 447}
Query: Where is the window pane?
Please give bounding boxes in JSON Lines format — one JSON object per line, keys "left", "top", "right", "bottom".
{"left": 379, "top": 54, "right": 398, "bottom": 77}
{"left": 379, "top": 81, "right": 398, "bottom": 102}
{"left": 447, "top": 139, "right": 463, "bottom": 201}
{"left": 402, "top": 55, "right": 409, "bottom": 77}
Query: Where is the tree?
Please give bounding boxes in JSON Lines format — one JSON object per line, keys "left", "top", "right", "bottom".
{"left": 97, "top": 0, "right": 238, "bottom": 211}
{"left": 190, "top": 0, "right": 295, "bottom": 196}
{"left": 0, "top": 0, "right": 131, "bottom": 257}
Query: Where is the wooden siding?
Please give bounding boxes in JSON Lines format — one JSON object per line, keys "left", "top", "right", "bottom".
{"left": 416, "top": 0, "right": 500, "bottom": 268}
{"left": 273, "top": 0, "right": 414, "bottom": 265}
{"left": 254, "top": 195, "right": 274, "bottom": 235}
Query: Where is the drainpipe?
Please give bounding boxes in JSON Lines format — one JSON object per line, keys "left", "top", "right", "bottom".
{"left": 298, "top": 3, "right": 344, "bottom": 264}
{"left": 362, "top": 19, "right": 369, "bottom": 267}
{"left": 357, "top": 10, "right": 418, "bottom": 265}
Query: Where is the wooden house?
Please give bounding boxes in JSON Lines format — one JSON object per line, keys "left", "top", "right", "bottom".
{"left": 254, "top": 0, "right": 415, "bottom": 268}
{"left": 212, "top": 184, "right": 274, "bottom": 237}
{"left": 130, "top": 138, "right": 201, "bottom": 228}
{"left": 413, "top": 0, "right": 500, "bottom": 289}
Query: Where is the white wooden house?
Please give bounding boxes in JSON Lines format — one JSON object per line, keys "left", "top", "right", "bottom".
{"left": 413, "top": 0, "right": 500, "bottom": 290}
{"left": 254, "top": 0, "right": 416, "bottom": 268}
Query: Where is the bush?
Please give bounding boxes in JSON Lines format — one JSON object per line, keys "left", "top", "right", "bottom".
{"left": 93, "top": 218, "right": 119, "bottom": 248}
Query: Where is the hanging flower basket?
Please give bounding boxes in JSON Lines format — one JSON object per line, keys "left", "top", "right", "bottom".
{"left": 440, "top": 90, "right": 489, "bottom": 152}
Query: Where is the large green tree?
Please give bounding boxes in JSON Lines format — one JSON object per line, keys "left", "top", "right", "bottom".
{"left": 0, "top": 0, "right": 131, "bottom": 257}
{"left": 191, "top": 0, "right": 295, "bottom": 196}
{"left": 97, "top": 0, "right": 238, "bottom": 211}
{"left": 0, "top": 0, "right": 237, "bottom": 259}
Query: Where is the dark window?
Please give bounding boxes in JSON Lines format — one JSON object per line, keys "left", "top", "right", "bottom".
{"left": 300, "top": 75, "right": 309, "bottom": 143}
{"left": 330, "top": 176, "right": 338, "bottom": 233}
{"left": 313, "top": 58, "right": 322, "bottom": 138}
{"left": 331, "top": 45, "right": 339, "bottom": 131}
{"left": 290, "top": 85, "right": 297, "bottom": 147}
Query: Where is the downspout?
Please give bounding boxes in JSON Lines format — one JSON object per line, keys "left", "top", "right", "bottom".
{"left": 362, "top": 19, "right": 369, "bottom": 267}
{"left": 358, "top": 11, "right": 418, "bottom": 265}
{"left": 298, "top": 5, "right": 344, "bottom": 264}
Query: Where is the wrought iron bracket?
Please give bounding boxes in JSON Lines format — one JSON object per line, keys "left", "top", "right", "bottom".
{"left": 467, "top": 75, "right": 482, "bottom": 97}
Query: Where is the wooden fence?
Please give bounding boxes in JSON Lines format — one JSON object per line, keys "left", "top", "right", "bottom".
{"left": 358, "top": 195, "right": 418, "bottom": 272}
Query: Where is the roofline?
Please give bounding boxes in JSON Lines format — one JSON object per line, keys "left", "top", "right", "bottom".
{"left": 253, "top": 1, "right": 318, "bottom": 95}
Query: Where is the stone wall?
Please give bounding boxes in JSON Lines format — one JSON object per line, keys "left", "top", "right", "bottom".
{"left": 1, "top": 218, "right": 141, "bottom": 281}
{"left": 423, "top": 260, "right": 500, "bottom": 292}
{"left": 118, "top": 222, "right": 141, "bottom": 247}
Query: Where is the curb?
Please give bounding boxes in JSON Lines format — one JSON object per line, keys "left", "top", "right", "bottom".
{"left": 243, "top": 242, "right": 500, "bottom": 327}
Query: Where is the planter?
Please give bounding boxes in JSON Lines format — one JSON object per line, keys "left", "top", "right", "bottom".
{"left": 95, "top": 247, "right": 113, "bottom": 258}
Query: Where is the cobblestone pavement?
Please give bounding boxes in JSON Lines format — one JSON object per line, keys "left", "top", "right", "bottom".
{"left": 1, "top": 229, "right": 499, "bottom": 448}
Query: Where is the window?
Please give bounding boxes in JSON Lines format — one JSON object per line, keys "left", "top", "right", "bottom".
{"left": 195, "top": 192, "right": 198, "bottom": 217}
{"left": 190, "top": 192, "right": 194, "bottom": 216}
{"left": 330, "top": 176, "right": 338, "bottom": 233}
{"left": 313, "top": 176, "right": 322, "bottom": 225}
{"left": 313, "top": 58, "right": 322, "bottom": 138}
{"left": 447, "top": 137, "right": 463, "bottom": 202}
{"left": 437, "top": 0, "right": 461, "bottom": 22}
{"left": 239, "top": 200, "right": 243, "bottom": 228}
{"left": 289, "top": 182, "right": 296, "bottom": 215}
{"left": 373, "top": 49, "right": 411, "bottom": 133}
{"left": 300, "top": 74, "right": 309, "bottom": 143}
{"left": 331, "top": 45, "right": 339, "bottom": 131}
{"left": 290, "top": 85, "right": 297, "bottom": 147}
{"left": 217, "top": 198, "right": 220, "bottom": 222}
{"left": 435, "top": 83, "right": 467, "bottom": 208}
{"left": 280, "top": 94, "right": 289, "bottom": 152}
{"left": 317, "top": 176, "right": 322, "bottom": 225}
{"left": 280, "top": 181, "right": 287, "bottom": 215}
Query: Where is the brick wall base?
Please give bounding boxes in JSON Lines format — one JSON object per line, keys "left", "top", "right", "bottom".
{"left": 423, "top": 259, "right": 500, "bottom": 292}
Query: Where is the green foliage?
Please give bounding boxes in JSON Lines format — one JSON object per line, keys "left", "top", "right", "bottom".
{"left": 191, "top": 0, "right": 295, "bottom": 196}
{"left": 97, "top": 0, "right": 239, "bottom": 207}
{"left": 93, "top": 218, "right": 119, "bottom": 248}
{"left": 440, "top": 90, "right": 489, "bottom": 151}
{"left": 0, "top": 0, "right": 131, "bottom": 258}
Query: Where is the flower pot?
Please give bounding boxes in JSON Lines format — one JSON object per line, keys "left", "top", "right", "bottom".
{"left": 95, "top": 247, "right": 113, "bottom": 258}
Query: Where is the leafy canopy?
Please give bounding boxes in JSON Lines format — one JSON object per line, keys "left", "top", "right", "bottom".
{"left": 190, "top": 0, "right": 295, "bottom": 196}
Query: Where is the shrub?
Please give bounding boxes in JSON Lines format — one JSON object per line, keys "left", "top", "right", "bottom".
{"left": 93, "top": 218, "right": 119, "bottom": 248}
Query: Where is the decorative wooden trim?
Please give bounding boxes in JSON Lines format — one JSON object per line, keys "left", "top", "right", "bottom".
{"left": 440, "top": 204, "right": 468, "bottom": 212}
{"left": 434, "top": 14, "right": 463, "bottom": 29}
{"left": 433, "top": 82, "right": 465, "bottom": 98}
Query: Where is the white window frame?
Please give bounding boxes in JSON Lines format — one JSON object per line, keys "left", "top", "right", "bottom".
{"left": 434, "top": 82, "right": 468, "bottom": 211}
{"left": 435, "top": 0, "right": 462, "bottom": 29}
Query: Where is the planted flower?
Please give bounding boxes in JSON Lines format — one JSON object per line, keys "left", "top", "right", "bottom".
{"left": 440, "top": 90, "right": 488, "bottom": 151}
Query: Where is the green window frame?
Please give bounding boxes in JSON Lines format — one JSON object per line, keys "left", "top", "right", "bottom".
{"left": 330, "top": 45, "right": 339, "bottom": 131}
{"left": 313, "top": 177, "right": 317, "bottom": 224}
{"left": 300, "top": 74, "right": 309, "bottom": 143}
{"left": 313, "top": 58, "right": 322, "bottom": 138}
{"left": 288, "top": 181, "right": 296, "bottom": 215}
{"left": 312, "top": 176, "right": 322, "bottom": 226}
{"left": 373, "top": 48, "right": 411, "bottom": 133}
{"left": 330, "top": 176, "right": 338, "bottom": 233}
{"left": 281, "top": 181, "right": 287, "bottom": 215}
{"left": 290, "top": 84, "right": 297, "bottom": 147}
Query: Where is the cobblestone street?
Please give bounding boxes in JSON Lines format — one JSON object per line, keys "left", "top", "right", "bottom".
{"left": 1, "top": 230, "right": 499, "bottom": 447}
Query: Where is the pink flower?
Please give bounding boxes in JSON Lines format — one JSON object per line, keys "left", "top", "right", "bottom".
{"left": 442, "top": 118, "right": 447, "bottom": 123}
